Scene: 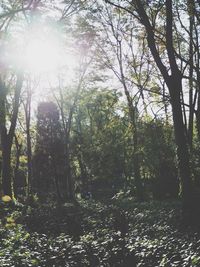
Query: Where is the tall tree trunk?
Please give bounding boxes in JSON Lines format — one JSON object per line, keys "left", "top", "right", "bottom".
{"left": 118, "top": 40, "right": 144, "bottom": 201}
{"left": 77, "top": 111, "right": 89, "bottom": 194}
{"left": 196, "top": 95, "right": 200, "bottom": 140}
{"left": 63, "top": 126, "right": 74, "bottom": 201}
{"left": 136, "top": 0, "right": 192, "bottom": 212}
{"left": 65, "top": 141, "right": 73, "bottom": 199}
{"left": 195, "top": 70, "right": 200, "bottom": 142}
{"left": 57, "top": 88, "right": 75, "bottom": 201}
{"left": 167, "top": 75, "right": 192, "bottom": 212}
{"left": 188, "top": 3, "right": 195, "bottom": 151}
{"left": 0, "top": 73, "right": 23, "bottom": 197}
{"left": 26, "top": 127, "right": 32, "bottom": 196}
{"left": 78, "top": 153, "right": 88, "bottom": 192}
{"left": 0, "top": 78, "right": 6, "bottom": 196}
{"left": 13, "top": 135, "right": 22, "bottom": 198}
{"left": 194, "top": 19, "right": 200, "bottom": 142}
{"left": 123, "top": 86, "right": 143, "bottom": 201}
{"left": 24, "top": 89, "right": 32, "bottom": 198}
{"left": 1, "top": 135, "right": 12, "bottom": 196}
{"left": 55, "top": 62, "right": 90, "bottom": 202}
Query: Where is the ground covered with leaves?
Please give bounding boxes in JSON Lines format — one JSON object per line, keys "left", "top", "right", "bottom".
{"left": 0, "top": 198, "right": 200, "bottom": 267}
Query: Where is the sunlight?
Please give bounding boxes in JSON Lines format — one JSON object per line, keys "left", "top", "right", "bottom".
{"left": 3, "top": 21, "right": 79, "bottom": 79}
{"left": 24, "top": 38, "right": 62, "bottom": 73}
{"left": 22, "top": 28, "right": 78, "bottom": 77}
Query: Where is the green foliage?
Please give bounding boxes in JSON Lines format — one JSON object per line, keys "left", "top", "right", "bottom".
{"left": 1, "top": 199, "right": 200, "bottom": 266}
{"left": 140, "top": 119, "right": 179, "bottom": 199}
{"left": 72, "top": 88, "right": 128, "bottom": 196}
{"left": 71, "top": 88, "right": 178, "bottom": 200}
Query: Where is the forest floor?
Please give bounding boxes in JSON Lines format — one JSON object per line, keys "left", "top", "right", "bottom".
{"left": 0, "top": 197, "right": 200, "bottom": 267}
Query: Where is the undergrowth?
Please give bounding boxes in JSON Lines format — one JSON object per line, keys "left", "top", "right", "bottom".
{"left": 0, "top": 198, "right": 200, "bottom": 267}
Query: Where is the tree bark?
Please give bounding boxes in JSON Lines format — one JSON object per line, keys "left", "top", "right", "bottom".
{"left": 134, "top": 0, "right": 192, "bottom": 212}
{"left": 24, "top": 89, "right": 33, "bottom": 197}
{"left": 105, "top": 0, "right": 193, "bottom": 211}
{"left": 125, "top": 89, "right": 144, "bottom": 201}
{"left": 26, "top": 127, "right": 32, "bottom": 196}
{"left": 0, "top": 73, "right": 23, "bottom": 197}
{"left": 117, "top": 39, "right": 144, "bottom": 201}
{"left": 13, "top": 135, "right": 22, "bottom": 198}
{"left": 1, "top": 135, "right": 12, "bottom": 196}
{"left": 188, "top": 8, "right": 194, "bottom": 150}
{"left": 166, "top": 75, "right": 192, "bottom": 210}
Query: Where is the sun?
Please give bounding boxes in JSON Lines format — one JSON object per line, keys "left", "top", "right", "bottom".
{"left": 24, "top": 38, "right": 62, "bottom": 73}
{"left": 22, "top": 26, "right": 70, "bottom": 75}
{"left": 3, "top": 21, "right": 78, "bottom": 78}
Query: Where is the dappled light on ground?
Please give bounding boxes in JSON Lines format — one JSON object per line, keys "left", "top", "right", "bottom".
{"left": 0, "top": 199, "right": 200, "bottom": 266}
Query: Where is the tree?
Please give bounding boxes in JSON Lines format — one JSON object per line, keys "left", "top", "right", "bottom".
{"left": 72, "top": 88, "right": 128, "bottom": 198}
{"left": 141, "top": 118, "right": 178, "bottom": 199}
{"left": 93, "top": 3, "right": 154, "bottom": 200}
{"left": 0, "top": 73, "right": 23, "bottom": 197}
{"left": 22, "top": 77, "right": 35, "bottom": 198}
{"left": 13, "top": 134, "right": 23, "bottom": 197}
{"left": 105, "top": 0, "right": 193, "bottom": 217}
{"left": 33, "top": 102, "right": 64, "bottom": 201}
{"left": 52, "top": 13, "right": 97, "bottom": 200}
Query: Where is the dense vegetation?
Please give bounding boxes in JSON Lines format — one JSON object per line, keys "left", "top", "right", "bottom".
{"left": 1, "top": 199, "right": 200, "bottom": 267}
{"left": 1, "top": 0, "right": 200, "bottom": 266}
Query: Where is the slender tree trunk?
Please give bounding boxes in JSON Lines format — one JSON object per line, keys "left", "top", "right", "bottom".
{"left": 194, "top": 24, "right": 200, "bottom": 142}
{"left": 188, "top": 6, "right": 194, "bottom": 150}
{"left": 25, "top": 90, "right": 33, "bottom": 198}
{"left": 57, "top": 90, "right": 75, "bottom": 201}
{"left": 65, "top": 142, "right": 74, "bottom": 200}
{"left": 13, "top": 135, "right": 22, "bottom": 198}
{"left": 1, "top": 135, "right": 12, "bottom": 197}
{"left": 196, "top": 94, "right": 200, "bottom": 141}
{"left": 117, "top": 40, "right": 144, "bottom": 201}
{"left": 77, "top": 111, "right": 89, "bottom": 193}
{"left": 63, "top": 127, "right": 74, "bottom": 201}
{"left": 55, "top": 62, "right": 90, "bottom": 202}
{"left": 137, "top": 0, "right": 192, "bottom": 211}
{"left": 0, "top": 74, "right": 23, "bottom": 197}
{"left": 0, "top": 78, "right": 6, "bottom": 196}
{"left": 124, "top": 88, "right": 144, "bottom": 201}
{"left": 131, "top": 108, "right": 143, "bottom": 201}
{"left": 26, "top": 128, "right": 32, "bottom": 196}
{"left": 167, "top": 75, "right": 192, "bottom": 213}
{"left": 78, "top": 154, "right": 88, "bottom": 192}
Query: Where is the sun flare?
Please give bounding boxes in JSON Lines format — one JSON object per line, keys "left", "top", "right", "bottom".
{"left": 24, "top": 38, "right": 63, "bottom": 73}
{"left": 2, "top": 22, "right": 78, "bottom": 79}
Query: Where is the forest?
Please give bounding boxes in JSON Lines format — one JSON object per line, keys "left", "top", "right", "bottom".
{"left": 1, "top": 0, "right": 200, "bottom": 266}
